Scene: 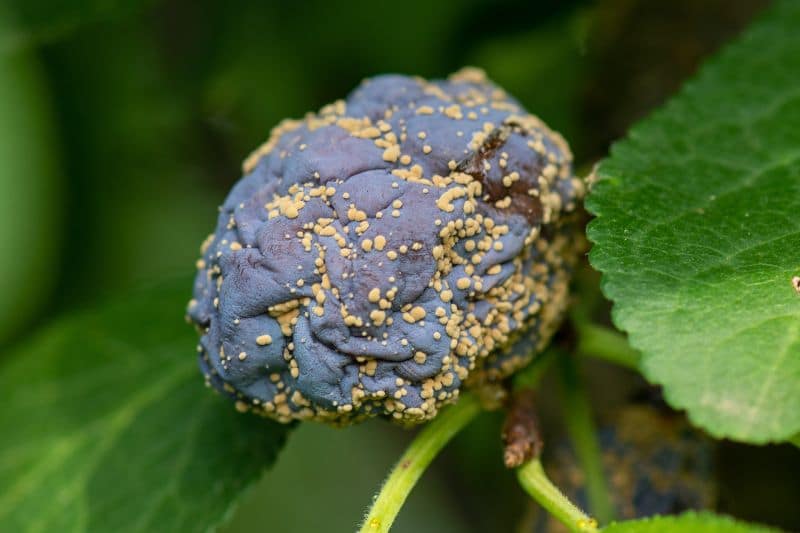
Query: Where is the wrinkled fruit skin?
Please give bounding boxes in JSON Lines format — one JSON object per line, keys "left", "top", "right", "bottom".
{"left": 188, "top": 68, "right": 584, "bottom": 425}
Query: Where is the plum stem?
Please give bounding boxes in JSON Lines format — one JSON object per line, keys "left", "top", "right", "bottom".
{"left": 574, "top": 321, "right": 640, "bottom": 370}
{"left": 512, "top": 346, "right": 558, "bottom": 391}
{"left": 358, "top": 393, "right": 481, "bottom": 533}
{"left": 517, "top": 458, "right": 599, "bottom": 532}
{"left": 558, "top": 354, "right": 615, "bottom": 523}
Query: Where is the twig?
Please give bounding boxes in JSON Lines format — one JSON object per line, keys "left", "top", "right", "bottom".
{"left": 358, "top": 394, "right": 481, "bottom": 533}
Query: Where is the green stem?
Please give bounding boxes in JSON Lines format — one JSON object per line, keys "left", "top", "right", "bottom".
{"left": 512, "top": 346, "right": 559, "bottom": 392}
{"left": 512, "top": 348, "right": 603, "bottom": 532}
{"left": 558, "top": 356, "right": 614, "bottom": 524}
{"left": 359, "top": 393, "right": 481, "bottom": 533}
{"left": 575, "top": 322, "right": 640, "bottom": 370}
{"left": 517, "top": 459, "right": 598, "bottom": 532}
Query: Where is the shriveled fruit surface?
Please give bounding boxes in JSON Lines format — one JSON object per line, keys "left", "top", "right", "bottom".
{"left": 188, "top": 69, "right": 584, "bottom": 425}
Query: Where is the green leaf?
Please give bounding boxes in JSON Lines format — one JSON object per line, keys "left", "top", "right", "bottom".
{"left": 586, "top": 0, "right": 800, "bottom": 443}
{"left": 602, "top": 512, "right": 779, "bottom": 533}
{"left": 0, "top": 279, "right": 290, "bottom": 531}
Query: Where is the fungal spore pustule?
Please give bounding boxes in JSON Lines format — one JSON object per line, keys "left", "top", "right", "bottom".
{"left": 188, "top": 68, "right": 585, "bottom": 425}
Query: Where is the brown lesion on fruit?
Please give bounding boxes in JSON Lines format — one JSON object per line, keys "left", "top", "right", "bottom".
{"left": 792, "top": 276, "right": 800, "bottom": 295}
{"left": 456, "top": 121, "right": 545, "bottom": 226}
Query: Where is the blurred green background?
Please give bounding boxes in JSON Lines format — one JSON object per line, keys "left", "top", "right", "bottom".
{"left": 2, "top": 1, "right": 797, "bottom": 531}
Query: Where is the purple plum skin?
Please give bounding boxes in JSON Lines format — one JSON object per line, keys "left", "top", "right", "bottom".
{"left": 188, "top": 68, "right": 584, "bottom": 425}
